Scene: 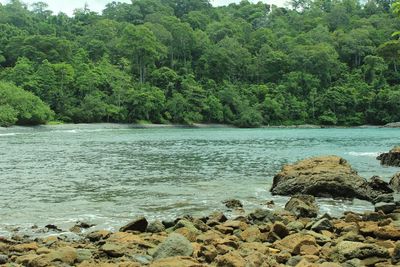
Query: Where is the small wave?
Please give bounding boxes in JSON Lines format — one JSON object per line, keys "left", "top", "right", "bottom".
{"left": 0, "top": 133, "right": 18, "bottom": 137}
{"left": 347, "top": 151, "right": 380, "bottom": 157}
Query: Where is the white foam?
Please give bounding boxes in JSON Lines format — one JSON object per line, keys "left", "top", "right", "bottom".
{"left": 347, "top": 152, "right": 380, "bottom": 157}
{"left": 0, "top": 133, "right": 18, "bottom": 137}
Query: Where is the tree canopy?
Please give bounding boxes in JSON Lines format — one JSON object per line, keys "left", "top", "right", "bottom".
{"left": 1, "top": 0, "right": 400, "bottom": 127}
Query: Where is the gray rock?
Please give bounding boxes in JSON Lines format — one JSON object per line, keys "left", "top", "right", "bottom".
{"left": 133, "top": 254, "right": 152, "bottom": 265}
{"left": 373, "top": 193, "right": 394, "bottom": 204}
{"left": 152, "top": 233, "right": 193, "bottom": 260}
{"left": 247, "top": 209, "right": 276, "bottom": 223}
{"left": 390, "top": 173, "right": 400, "bottom": 192}
{"left": 392, "top": 242, "right": 400, "bottom": 264}
{"left": 76, "top": 249, "right": 92, "bottom": 263}
{"left": 0, "top": 254, "right": 8, "bottom": 264}
{"left": 375, "top": 202, "right": 397, "bottom": 214}
{"left": 311, "top": 218, "right": 333, "bottom": 232}
{"left": 147, "top": 220, "right": 165, "bottom": 233}
{"left": 332, "top": 241, "right": 389, "bottom": 262}
{"left": 285, "top": 195, "right": 319, "bottom": 218}
{"left": 101, "top": 243, "right": 125, "bottom": 257}
{"left": 120, "top": 216, "right": 148, "bottom": 232}
{"left": 286, "top": 255, "right": 303, "bottom": 266}
{"left": 287, "top": 221, "right": 304, "bottom": 232}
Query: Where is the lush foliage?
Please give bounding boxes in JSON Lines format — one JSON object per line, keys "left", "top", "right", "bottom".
{"left": 0, "top": 81, "right": 53, "bottom": 126}
{"left": 0, "top": 0, "right": 400, "bottom": 127}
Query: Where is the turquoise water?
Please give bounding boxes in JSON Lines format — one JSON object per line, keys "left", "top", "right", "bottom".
{"left": 0, "top": 124, "right": 399, "bottom": 235}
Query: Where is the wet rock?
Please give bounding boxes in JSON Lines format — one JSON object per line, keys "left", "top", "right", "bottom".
{"left": 0, "top": 254, "right": 8, "bottom": 264}
{"left": 377, "top": 146, "right": 400, "bottom": 167}
{"left": 70, "top": 221, "right": 95, "bottom": 233}
{"left": 120, "top": 216, "right": 148, "bottom": 232}
{"left": 375, "top": 202, "right": 398, "bottom": 214}
{"left": 153, "top": 233, "right": 193, "bottom": 260}
{"left": 274, "top": 233, "right": 317, "bottom": 255}
{"left": 286, "top": 255, "right": 303, "bottom": 266}
{"left": 285, "top": 195, "right": 319, "bottom": 218}
{"left": 208, "top": 211, "right": 228, "bottom": 223}
{"left": 374, "top": 193, "right": 395, "bottom": 204}
{"left": 101, "top": 242, "right": 125, "bottom": 257}
{"left": 147, "top": 220, "right": 166, "bottom": 233}
{"left": 223, "top": 199, "right": 243, "bottom": 209}
{"left": 271, "top": 155, "right": 384, "bottom": 201}
{"left": 45, "top": 224, "right": 62, "bottom": 232}
{"left": 311, "top": 218, "right": 333, "bottom": 232}
{"left": 390, "top": 173, "right": 400, "bottom": 192}
{"left": 368, "top": 176, "right": 394, "bottom": 196}
{"left": 332, "top": 241, "right": 389, "bottom": 262}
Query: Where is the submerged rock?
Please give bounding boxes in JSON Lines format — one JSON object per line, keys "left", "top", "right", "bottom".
{"left": 285, "top": 195, "right": 319, "bottom": 218}
{"left": 271, "top": 155, "right": 390, "bottom": 202}
{"left": 377, "top": 147, "right": 400, "bottom": 167}
{"left": 223, "top": 199, "right": 243, "bottom": 209}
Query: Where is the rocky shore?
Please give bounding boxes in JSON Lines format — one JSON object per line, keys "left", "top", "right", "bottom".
{"left": 2, "top": 155, "right": 400, "bottom": 267}
{"left": 1, "top": 195, "right": 400, "bottom": 267}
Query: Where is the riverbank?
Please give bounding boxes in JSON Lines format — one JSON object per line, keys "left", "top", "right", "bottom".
{"left": 1, "top": 196, "right": 399, "bottom": 267}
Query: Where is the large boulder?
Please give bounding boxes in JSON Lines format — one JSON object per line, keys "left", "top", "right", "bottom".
{"left": 377, "top": 147, "right": 400, "bottom": 167}
{"left": 152, "top": 233, "right": 193, "bottom": 260}
{"left": 271, "top": 155, "right": 389, "bottom": 202}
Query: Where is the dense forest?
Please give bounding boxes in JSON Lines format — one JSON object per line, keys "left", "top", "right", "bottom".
{"left": 0, "top": 0, "right": 400, "bottom": 127}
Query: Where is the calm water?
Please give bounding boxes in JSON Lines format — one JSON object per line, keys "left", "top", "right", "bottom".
{"left": 0, "top": 124, "right": 399, "bottom": 236}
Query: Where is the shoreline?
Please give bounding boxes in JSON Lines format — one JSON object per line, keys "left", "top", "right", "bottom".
{"left": 1, "top": 122, "right": 400, "bottom": 130}
{"left": 1, "top": 198, "right": 399, "bottom": 266}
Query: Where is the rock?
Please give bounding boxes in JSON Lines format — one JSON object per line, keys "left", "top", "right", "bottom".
{"left": 147, "top": 220, "right": 166, "bottom": 233}
{"left": 76, "top": 249, "right": 92, "bottom": 263}
{"left": 368, "top": 176, "right": 394, "bottom": 195}
{"left": 12, "top": 242, "right": 38, "bottom": 252}
{"left": 46, "top": 246, "right": 77, "bottom": 265}
{"left": 271, "top": 221, "right": 289, "bottom": 239}
{"left": 86, "top": 230, "right": 111, "bottom": 241}
{"left": 101, "top": 242, "right": 125, "bottom": 257}
{"left": 208, "top": 211, "right": 228, "bottom": 223}
{"left": 274, "top": 233, "right": 317, "bottom": 255}
{"left": 374, "top": 193, "right": 395, "bottom": 204}
{"left": 150, "top": 256, "right": 202, "bottom": 267}
{"left": 223, "top": 199, "right": 243, "bottom": 209}
{"left": 390, "top": 173, "right": 400, "bottom": 192}
{"left": 271, "top": 155, "right": 385, "bottom": 201}
{"left": 377, "top": 147, "right": 400, "bottom": 167}
{"left": 374, "top": 225, "right": 400, "bottom": 240}
{"left": 392, "top": 242, "right": 400, "bottom": 264}
{"left": 285, "top": 195, "right": 319, "bottom": 218}
{"left": 375, "top": 202, "right": 398, "bottom": 214}
{"left": 287, "top": 221, "right": 305, "bottom": 231}
{"left": 311, "top": 218, "right": 333, "bottom": 232}
{"left": 0, "top": 254, "right": 8, "bottom": 264}
{"left": 247, "top": 209, "right": 275, "bottom": 223}
{"left": 120, "top": 216, "right": 148, "bottom": 232}
{"left": 199, "top": 245, "right": 218, "bottom": 262}
{"left": 384, "top": 122, "right": 400, "bottom": 128}
{"left": 153, "top": 233, "right": 193, "bottom": 260}
{"left": 332, "top": 241, "right": 389, "bottom": 262}
{"left": 286, "top": 255, "right": 303, "bottom": 266}
{"left": 45, "top": 224, "right": 62, "bottom": 232}
{"left": 215, "top": 251, "right": 246, "bottom": 267}
{"left": 239, "top": 226, "right": 262, "bottom": 242}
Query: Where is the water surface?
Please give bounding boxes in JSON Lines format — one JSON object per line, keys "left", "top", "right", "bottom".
{"left": 0, "top": 124, "right": 399, "bottom": 235}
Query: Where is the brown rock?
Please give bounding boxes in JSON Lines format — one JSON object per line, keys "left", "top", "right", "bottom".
{"left": 271, "top": 155, "right": 381, "bottom": 201}
{"left": 87, "top": 230, "right": 111, "bottom": 241}
{"left": 239, "top": 226, "right": 262, "bottom": 242}
{"left": 332, "top": 241, "right": 389, "bottom": 262}
{"left": 377, "top": 147, "right": 400, "bottom": 167}
{"left": 222, "top": 220, "right": 248, "bottom": 231}
{"left": 120, "top": 217, "right": 148, "bottom": 232}
{"left": 390, "top": 173, "right": 400, "bottom": 192}
{"left": 299, "top": 244, "right": 319, "bottom": 256}
{"left": 274, "top": 233, "right": 317, "bottom": 255}
{"left": 285, "top": 195, "right": 319, "bottom": 218}
{"left": 199, "top": 245, "right": 217, "bottom": 262}
{"left": 374, "top": 225, "right": 400, "bottom": 240}
{"left": 271, "top": 222, "right": 289, "bottom": 239}
{"left": 215, "top": 251, "right": 246, "bottom": 267}
{"left": 344, "top": 213, "right": 362, "bottom": 223}
{"left": 46, "top": 246, "right": 77, "bottom": 265}
{"left": 150, "top": 256, "right": 203, "bottom": 267}
{"left": 12, "top": 242, "right": 39, "bottom": 252}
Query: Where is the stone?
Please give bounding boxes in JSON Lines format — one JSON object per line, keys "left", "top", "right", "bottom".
{"left": 46, "top": 246, "right": 77, "bottom": 265}
{"left": 101, "top": 243, "right": 125, "bottom": 257}
{"left": 76, "top": 249, "right": 93, "bottom": 263}
{"left": 120, "top": 216, "right": 148, "bottom": 232}
{"left": 392, "top": 242, "right": 400, "bottom": 264}
{"left": 271, "top": 221, "right": 289, "bottom": 239}
{"left": 147, "top": 220, "right": 166, "bottom": 233}
{"left": 208, "top": 212, "right": 227, "bottom": 223}
{"left": 374, "top": 225, "right": 400, "bottom": 240}
{"left": 287, "top": 221, "right": 304, "bottom": 231}
{"left": 215, "top": 251, "right": 246, "bottom": 267}
{"left": 374, "top": 193, "right": 395, "bottom": 204}
{"left": 368, "top": 176, "right": 394, "bottom": 200}
{"left": 0, "top": 254, "right": 8, "bottom": 264}
{"left": 375, "top": 202, "right": 398, "bottom": 214}
{"left": 311, "top": 218, "right": 333, "bottom": 232}
{"left": 344, "top": 213, "right": 362, "bottom": 223}
{"left": 86, "top": 230, "right": 111, "bottom": 241}
{"left": 223, "top": 199, "right": 243, "bottom": 209}
{"left": 153, "top": 233, "right": 193, "bottom": 260}
{"left": 332, "top": 241, "right": 389, "bottom": 262}
{"left": 239, "top": 226, "right": 262, "bottom": 242}
{"left": 150, "top": 256, "right": 202, "bottom": 267}
{"left": 377, "top": 147, "right": 400, "bottom": 167}
{"left": 299, "top": 244, "right": 319, "bottom": 256}
{"left": 390, "top": 173, "right": 400, "bottom": 192}
{"left": 274, "top": 233, "right": 317, "bottom": 255}
{"left": 247, "top": 209, "right": 275, "bottom": 223}
{"left": 12, "top": 242, "right": 38, "bottom": 252}
{"left": 285, "top": 195, "right": 319, "bottom": 218}
{"left": 199, "top": 245, "right": 217, "bottom": 262}
{"left": 286, "top": 255, "right": 303, "bottom": 266}
{"left": 271, "top": 155, "right": 387, "bottom": 201}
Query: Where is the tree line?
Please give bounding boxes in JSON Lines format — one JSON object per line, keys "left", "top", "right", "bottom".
{"left": 0, "top": 0, "right": 400, "bottom": 127}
